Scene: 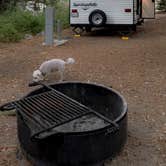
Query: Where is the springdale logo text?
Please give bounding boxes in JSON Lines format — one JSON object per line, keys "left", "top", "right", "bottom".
{"left": 73, "top": 3, "right": 97, "bottom": 7}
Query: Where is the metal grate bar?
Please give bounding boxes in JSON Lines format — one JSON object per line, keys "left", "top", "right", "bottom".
{"left": 22, "top": 99, "right": 54, "bottom": 127}
{"left": 26, "top": 98, "right": 55, "bottom": 121}
{"left": 49, "top": 90, "right": 119, "bottom": 128}
{"left": 16, "top": 107, "right": 42, "bottom": 133}
{"left": 18, "top": 99, "right": 52, "bottom": 127}
{"left": 27, "top": 97, "right": 67, "bottom": 122}
{"left": 32, "top": 97, "right": 67, "bottom": 122}
{"left": 33, "top": 97, "right": 72, "bottom": 122}
{"left": 15, "top": 91, "right": 91, "bottom": 133}
{"left": 40, "top": 91, "right": 84, "bottom": 114}
{"left": 12, "top": 89, "right": 118, "bottom": 140}
{"left": 46, "top": 94, "right": 87, "bottom": 116}
{"left": 15, "top": 102, "right": 46, "bottom": 129}
{"left": 49, "top": 92, "right": 88, "bottom": 113}
{"left": 38, "top": 95, "right": 77, "bottom": 119}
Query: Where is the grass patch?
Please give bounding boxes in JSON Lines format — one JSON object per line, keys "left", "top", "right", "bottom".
{"left": 0, "top": 110, "right": 16, "bottom": 116}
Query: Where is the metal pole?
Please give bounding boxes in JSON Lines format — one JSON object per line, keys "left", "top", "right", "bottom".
{"left": 57, "top": 20, "right": 62, "bottom": 41}
{"left": 44, "top": 6, "right": 54, "bottom": 45}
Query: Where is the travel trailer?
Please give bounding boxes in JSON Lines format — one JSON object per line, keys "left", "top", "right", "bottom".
{"left": 70, "top": 0, "right": 155, "bottom": 32}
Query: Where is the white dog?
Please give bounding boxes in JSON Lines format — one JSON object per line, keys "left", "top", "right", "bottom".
{"left": 33, "top": 58, "right": 75, "bottom": 82}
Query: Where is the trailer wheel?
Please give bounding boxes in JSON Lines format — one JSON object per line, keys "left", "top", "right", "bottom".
{"left": 89, "top": 10, "right": 106, "bottom": 27}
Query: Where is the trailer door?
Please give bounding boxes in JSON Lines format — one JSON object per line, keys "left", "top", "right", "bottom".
{"left": 142, "top": 0, "right": 155, "bottom": 18}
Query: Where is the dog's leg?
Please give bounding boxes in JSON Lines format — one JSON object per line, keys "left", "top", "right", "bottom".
{"left": 59, "top": 71, "right": 64, "bottom": 82}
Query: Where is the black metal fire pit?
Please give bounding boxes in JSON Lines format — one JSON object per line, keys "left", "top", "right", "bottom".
{"left": 1, "top": 82, "right": 128, "bottom": 166}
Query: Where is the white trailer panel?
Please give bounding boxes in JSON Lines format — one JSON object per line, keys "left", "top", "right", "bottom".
{"left": 70, "top": 0, "right": 155, "bottom": 32}
{"left": 70, "top": 0, "right": 134, "bottom": 25}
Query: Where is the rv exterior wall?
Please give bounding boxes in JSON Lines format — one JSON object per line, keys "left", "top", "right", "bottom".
{"left": 70, "top": 0, "right": 134, "bottom": 25}
{"left": 133, "top": 0, "right": 138, "bottom": 24}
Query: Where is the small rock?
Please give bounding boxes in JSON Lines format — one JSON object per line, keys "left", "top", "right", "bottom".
{"left": 24, "top": 34, "right": 33, "bottom": 40}
{"left": 161, "top": 112, "right": 165, "bottom": 116}
{"left": 36, "top": 31, "right": 44, "bottom": 36}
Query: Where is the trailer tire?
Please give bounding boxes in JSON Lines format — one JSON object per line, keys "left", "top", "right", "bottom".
{"left": 89, "top": 10, "right": 106, "bottom": 27}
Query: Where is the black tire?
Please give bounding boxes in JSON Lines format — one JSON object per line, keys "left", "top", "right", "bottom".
{"left": 89, "top": 10, "right": 107, "bottom": 27}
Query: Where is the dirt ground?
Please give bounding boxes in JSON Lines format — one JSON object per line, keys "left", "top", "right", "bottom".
{"left": 0, "top": 14, "right": 166, "bottom": 166}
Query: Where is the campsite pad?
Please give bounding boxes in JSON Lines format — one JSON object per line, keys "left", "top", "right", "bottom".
{"left": 0, "top": 14, "right": 166, "bottom": 166}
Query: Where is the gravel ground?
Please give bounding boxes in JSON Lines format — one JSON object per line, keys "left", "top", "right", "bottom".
{"left": 0, "top": 14, "right": 166, "bottom": 166}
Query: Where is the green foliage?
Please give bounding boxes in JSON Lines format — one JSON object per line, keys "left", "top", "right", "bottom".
{"left": 0, "top": 0, "right": 17, "bottom": 12}
{"left": 0, "top": 0, "right": 70, "bottom": 42}
{"left": 0, "top": 9, "right": 44, "bottom": 42}
{"left": 10, "top": 10, "right": 45, "bottom": 34}
{"left": 0, "top": 23, "right": 22, "bottom": 42}
{"left": 55, "top": 0, "right": 69, "bottom": 28}
{"left": 158, "top": 0, "right": 166, "bottom": 11}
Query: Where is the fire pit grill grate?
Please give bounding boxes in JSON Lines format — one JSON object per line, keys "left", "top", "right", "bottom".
{"left": 0, "top": 82, "right": 127, "bottom": 166}
{"left": 4, "top": 88, "right": 118, "bottom": 140}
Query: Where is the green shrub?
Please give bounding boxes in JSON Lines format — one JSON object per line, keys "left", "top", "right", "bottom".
{"left": 0, "top": 23, "right": 22, "bottom": 42}
{"left": 0, "top": 9, "right": 44, "bottom": 42}
{"left": 0, "top": 2, "right": 69, "bottom": 42}
{"left": 55, "top": 1, "right": 69, "bottom": 28}
{"left": 10, "top": 10, "right": 45, "bottom": 34}
{"left": 158, "top": 0, "right": 166, "bottom": 11}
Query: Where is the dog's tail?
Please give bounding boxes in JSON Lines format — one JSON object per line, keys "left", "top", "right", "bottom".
{"left": 65, "top": 58, "right": 75, "bottom": 64}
